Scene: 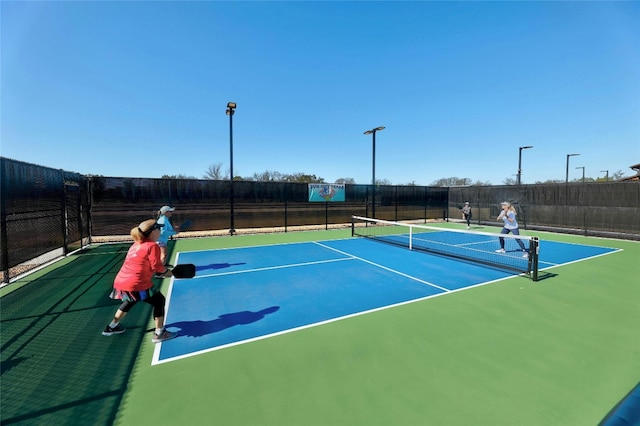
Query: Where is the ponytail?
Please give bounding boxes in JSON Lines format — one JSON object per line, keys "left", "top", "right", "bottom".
{"left": 131, "top": 218, "right": 160, "bottom": 242}
{"left": 130, "top": 226, "right": 145, "bottom": 242}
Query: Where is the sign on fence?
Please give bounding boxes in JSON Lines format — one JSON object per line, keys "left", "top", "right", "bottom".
{"left": 308, "top": 184, "right": 346, "bottom": 202}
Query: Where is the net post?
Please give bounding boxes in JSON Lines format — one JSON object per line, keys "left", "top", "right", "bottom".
{"left": 531, "top": 237, "right": 539, "bottom": 281}
{"left": 409, "top": 225, "right": 413, "bottom": 250}
{"left": 351, "top": 216, "right": 355, "bottom": 237}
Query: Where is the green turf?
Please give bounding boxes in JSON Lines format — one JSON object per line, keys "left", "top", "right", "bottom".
{"left": 2, "top": 226, "right": 638, "bottom": 425}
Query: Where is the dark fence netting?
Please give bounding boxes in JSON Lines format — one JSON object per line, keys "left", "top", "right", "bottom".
{"left": 449, "top": 183, "right": 640, "bottom": 239}
{"left": 87, "top": 177, "right": 449, "bottom": 236}
{"left": 1, "top": 156, "right": 638, "bottom": 283}
{"left": 1, "top": 158, "right": 90, "bottom": 283}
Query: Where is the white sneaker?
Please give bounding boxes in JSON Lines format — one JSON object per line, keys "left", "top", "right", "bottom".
{"left": 495, "top": 249, "right": 505, "bottom": 253}
{"left": 152, "top": 329, "right": 177, "bottom": 343}
{"left": 522, "top": 251, "right": 529, "bottom": 258}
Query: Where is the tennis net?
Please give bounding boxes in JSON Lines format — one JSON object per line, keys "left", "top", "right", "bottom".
{"left": 351, "top": 215, "right": 539, "bottom": 280}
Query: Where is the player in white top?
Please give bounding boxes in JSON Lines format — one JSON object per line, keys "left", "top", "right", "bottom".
{"left": 496, "top": 201, "right": 528, "bottom": 257}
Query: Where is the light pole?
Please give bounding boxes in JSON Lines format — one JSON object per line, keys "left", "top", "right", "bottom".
{"left": 600, "top": 170, "right": 609, "bottom": 182}
{"left": 575, "top": 166, "right": 585, "bottom": 183}
{"left": 517, "top": 145, "right": 533, "bottom": 186}
{"left": 226, "top": 102, "right": 236, "bottom": 235}
{"left": 363, "top": 126, "right": 385, "bottom": 219}
{"left": 565, "top": 153, "right": 580, "bottom": 183}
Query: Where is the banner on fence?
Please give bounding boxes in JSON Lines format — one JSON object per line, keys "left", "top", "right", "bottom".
{"left": 308, "top": 184, "right": 345, "bottom": 202}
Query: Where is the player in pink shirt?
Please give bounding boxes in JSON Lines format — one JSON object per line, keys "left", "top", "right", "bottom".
{"left": 102, "top": 219, "right": 177, "bottom": 343}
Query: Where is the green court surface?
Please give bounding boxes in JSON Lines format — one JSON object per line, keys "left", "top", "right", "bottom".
{"left": 1, "top": 225, "right": 638, "bottom": 426}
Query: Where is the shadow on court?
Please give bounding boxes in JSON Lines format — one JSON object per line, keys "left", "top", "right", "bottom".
{"left": 167, "top": 306, "right": 280, "bottom": 338}
{"left": 0, "top": 243, "right": 154, "bottom": 425}
{"left": 195, "top": 262, "right": 246, "bottom": 272}
{"left": 167, "top": 240, "right": 247, "bottom": 273}
{"left": 535, "top": 271, "right": 559, "bottom": 281}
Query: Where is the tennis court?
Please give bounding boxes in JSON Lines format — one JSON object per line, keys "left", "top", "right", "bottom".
{"left": 1, "top": 224, "right": 638, "bottom": 425}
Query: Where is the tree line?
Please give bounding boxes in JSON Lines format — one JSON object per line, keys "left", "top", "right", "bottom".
{"left": 158, "top": 163, "right": 628, "bottom": 186}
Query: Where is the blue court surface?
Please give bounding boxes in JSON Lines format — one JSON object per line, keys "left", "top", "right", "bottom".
{"left": 152, "top": 237, "right": 619, "bottom": 365}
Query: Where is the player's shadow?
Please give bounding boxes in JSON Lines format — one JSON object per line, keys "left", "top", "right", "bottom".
{"left": 166, "top": 306, "right": 280, "bottom": 338}
{"left": 196, "top": 262, "right": 246, "bottom": 272}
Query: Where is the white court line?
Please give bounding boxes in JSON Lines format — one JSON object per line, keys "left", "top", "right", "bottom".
{"left": 313, "top": 241, "right": 450, "bottom": 293}
{"left": 172, "top": 237, "right": 355, "bottom": 256}
{"left": 538, "top": 247, "right": 623, "bottom": 270}
{"left": 193, "top": 256, "right": 355, "bottom": 279}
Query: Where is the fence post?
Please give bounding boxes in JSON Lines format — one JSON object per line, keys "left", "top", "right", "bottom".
{"left": 394, "top": 186, "right": 398, "bottom": 221}
{"left": 365, "top": 186, "right": 369, "bottom": 218}
{"left": 284, "top": 183, "right": 288, "bottom": 233}
{"left": 61, "top": 169, "right": 69, "bottom": 256}
{"left": 87, "top": 177, "right": 94, "bottom": 245}
{"left": 1, "top": 158, "right": 9, "bottom": 283}
{"left": 424, "top": 187, "right": 429, "bottom": 223}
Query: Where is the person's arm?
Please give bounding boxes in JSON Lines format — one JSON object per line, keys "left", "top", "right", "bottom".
{"left": 166, "top": 220, "right": 178, "bottom": 237}
{"left": 149, "top": 244, "right": 169, "bottom": 274}
{"left": 504, "top": 211, "right": 514, "bottom": 223}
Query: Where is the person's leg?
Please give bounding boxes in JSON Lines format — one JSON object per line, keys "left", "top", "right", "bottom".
{"left": 511, "top": 228, "right": 527, "bottom": 251}
{"left": 145, "top": 292, "right": 166, "bottom": 326}
{"left": 102, "top": 300, "right": 136, "bottom": 336}
{"left": 111, "top": 308, "right": 127, "bottom": 324}
{"left": 497, "top": 227, "right": 508, "bottom": 251}
{"left": 144, "top": 292, "right": 177, "bottom": 343}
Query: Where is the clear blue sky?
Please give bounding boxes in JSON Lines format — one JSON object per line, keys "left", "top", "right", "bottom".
{"left": 2, "top": 1, "right": 639, "bottom": 185}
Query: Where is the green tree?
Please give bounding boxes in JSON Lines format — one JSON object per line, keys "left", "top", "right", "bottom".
{"left": 283, "top": 173, "right": 325, "bottom": 183}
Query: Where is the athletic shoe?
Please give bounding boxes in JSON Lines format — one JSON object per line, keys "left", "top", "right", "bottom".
{"left": 102, "top": 324, "right": 126, "bottom": 336}
{"left": 522, "top": 251, "right": 529, "bottom": 258}
{"left": 152, "top": 330, "right": 177, "bottom": 343}
{"left": 495, "top": 249, "right": 505, "bottom": 253}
